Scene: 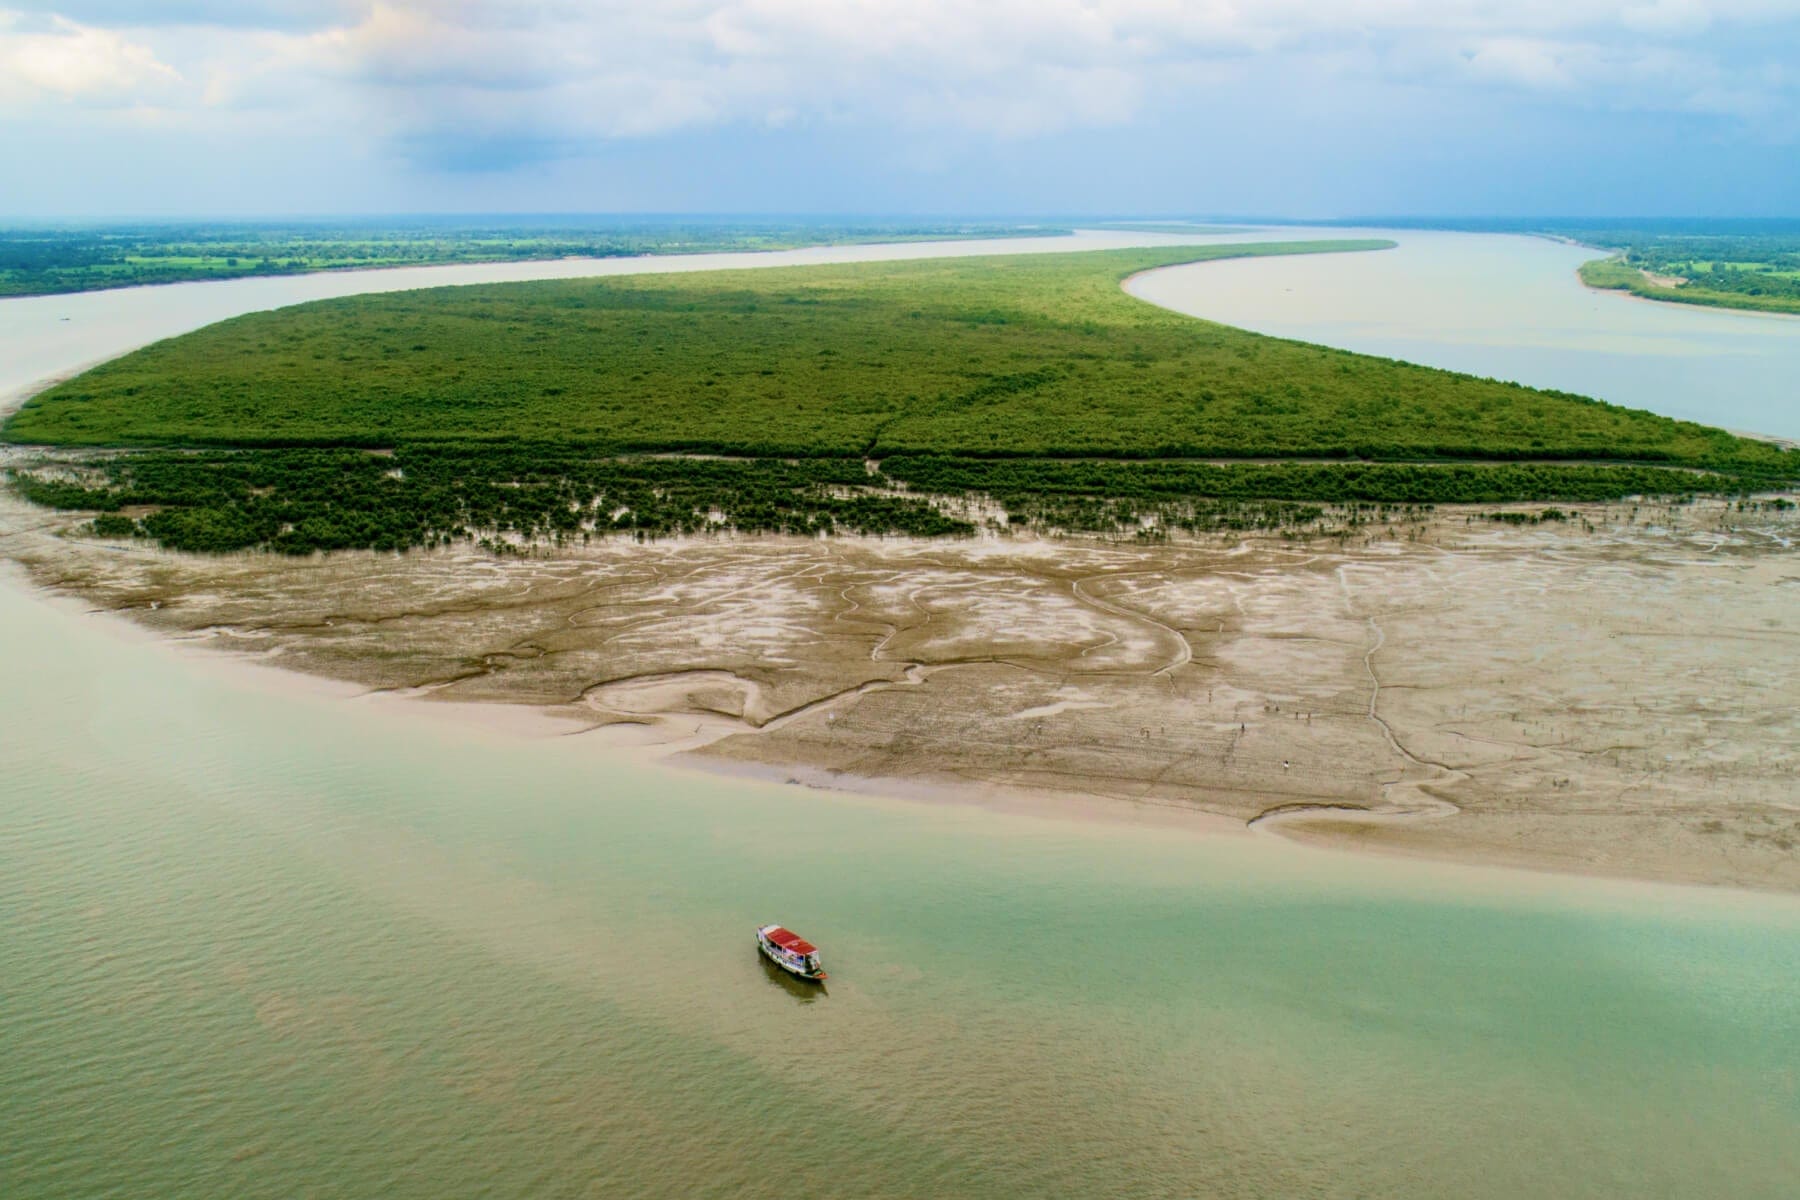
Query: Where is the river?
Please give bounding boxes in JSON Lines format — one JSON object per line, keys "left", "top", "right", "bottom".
{"left": 3, "top": 231, "right": 1799, "bottom": 1198}
{"left": 1127, "top": 228, "right": 1800, "bottom": 441}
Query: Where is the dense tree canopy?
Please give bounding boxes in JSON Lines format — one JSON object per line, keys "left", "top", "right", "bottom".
{"left": 6, "top": 242, "right": 1785, "bottom": 473}
{"left": 7, "top": 241, "right": 1794, "bottom": 554}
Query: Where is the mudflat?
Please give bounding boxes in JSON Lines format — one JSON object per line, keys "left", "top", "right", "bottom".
{"left": 5, "top": 483, "right": 1795, "bottom": 893}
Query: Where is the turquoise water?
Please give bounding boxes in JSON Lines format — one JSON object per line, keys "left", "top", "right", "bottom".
{"left": 2, "top": 574, "right": 1797, "bottom": 1198}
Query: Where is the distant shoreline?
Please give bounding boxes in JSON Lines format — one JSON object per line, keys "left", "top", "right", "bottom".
{"left": 0, "top": 224, "right": 1067, "bottom": 301}
{"left": 1576, "top": 255, "right": 1800, "bottom": 320}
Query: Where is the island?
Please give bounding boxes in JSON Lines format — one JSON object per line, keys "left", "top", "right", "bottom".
{"left": 4, "top": 240, "right": 1798, "bottom": 893}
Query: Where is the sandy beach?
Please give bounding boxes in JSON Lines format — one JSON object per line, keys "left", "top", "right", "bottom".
{"left": 4, "top": 479, "right": 1794, "bottom": 893}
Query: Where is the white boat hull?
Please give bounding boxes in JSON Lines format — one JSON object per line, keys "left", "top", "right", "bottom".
{"left": 756, "top": 926, "right": 827, "bottom": 981}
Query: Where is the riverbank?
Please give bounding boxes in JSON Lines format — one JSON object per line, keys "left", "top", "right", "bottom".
{"left": 4, "top": 483, "right": 1795, "bottom": 894}
{"left": 1578, "top": 255, "right": 1800, "bottom": 316}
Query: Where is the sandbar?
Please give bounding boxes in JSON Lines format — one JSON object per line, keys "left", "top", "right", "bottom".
{"left": 3, "top": 476, "right": 1794, "bottom": 893}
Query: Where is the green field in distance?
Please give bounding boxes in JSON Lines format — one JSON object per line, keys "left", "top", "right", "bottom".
{"left": 0, "top": 219, "right": 1054, "bottom": 298}
{"left": 1576, "top": 229, "right": 1800, "bottom": 315}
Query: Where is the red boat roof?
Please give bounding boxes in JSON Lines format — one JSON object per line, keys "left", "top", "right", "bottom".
{"left": 764, "top": 927, "right": 818, "bottom": 955}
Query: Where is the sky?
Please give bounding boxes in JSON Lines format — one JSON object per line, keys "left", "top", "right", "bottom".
{"left": 2, "top": 1, "right": 1797, "bottom": 219}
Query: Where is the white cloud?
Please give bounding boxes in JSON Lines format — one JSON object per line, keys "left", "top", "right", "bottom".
{"left": 5, "top": 0, "right": 1798, "bottom": 164}
{"left": 0, "top": 11, "right": 180, "bottom": 106}
{"left": 261, "top": 0, "right": 1797, "bottom": 158}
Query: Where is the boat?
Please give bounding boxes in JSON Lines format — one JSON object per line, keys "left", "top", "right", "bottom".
{"left": 756, "top": 924, "right": 827, "bottom": 981}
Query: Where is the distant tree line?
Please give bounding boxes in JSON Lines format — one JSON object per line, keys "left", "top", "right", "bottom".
{"left": 0, "top": 219, "right": 1058, "bottom": 298}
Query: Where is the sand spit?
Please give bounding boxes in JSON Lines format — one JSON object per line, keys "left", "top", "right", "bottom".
{"left": 2, "top": 487, "right": 1797, "bottom": 892}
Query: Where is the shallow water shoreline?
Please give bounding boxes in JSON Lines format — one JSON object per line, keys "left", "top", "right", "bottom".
{"left": 9, "top": 545, "right": 1800, "bottom": 928}
{"left": 6, "top": 485, "right": 1796, "bottom": 897}
{"left": 5, "top": 541, "right": 1796, "bottom": 1200}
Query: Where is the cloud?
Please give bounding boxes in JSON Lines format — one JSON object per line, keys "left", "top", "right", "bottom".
{"left": 306, "top": 3, "right": 573, "bottom": 91}
{"left": 0, "top": 11, "right": 181, "bottom": 106}
{"left": 5, "top": 0, "right": 1798, "bottom": 171}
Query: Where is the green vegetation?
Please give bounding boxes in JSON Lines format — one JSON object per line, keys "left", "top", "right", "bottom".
{"left": 8, "top": 240, "right": 1783, "bottom": 467}
{"left": 0, "top": 218, "right": 1057, "bottom": 298}
{"left": 884, "top": 457, "right": 1738, "bottom": 540}
{"left": 878, "top": 456, "right": 1736, "bottom": 504}
{"left": 10, "top": 448, "right": 1741, "bottom": 555}
{"left": 1573, "top": 229, "right": 1800, "bottom": 315}
{"left": 7, "top": 241, "right": 1794, "bottom": 555}
{"left": 10, "top": 449, "right": 972, "bottom": 553}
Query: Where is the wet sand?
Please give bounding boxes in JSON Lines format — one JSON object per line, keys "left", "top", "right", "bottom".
{"left": 4, "top": 482, "right": 1795, "bottom": 893}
